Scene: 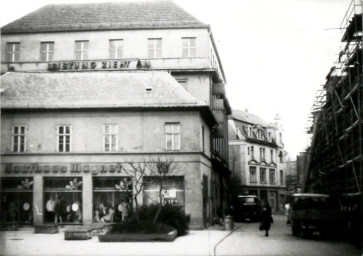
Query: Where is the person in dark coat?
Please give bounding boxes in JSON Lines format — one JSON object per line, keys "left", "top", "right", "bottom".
{"left": 260, "top": 202, "right": 273, "bottom": 236}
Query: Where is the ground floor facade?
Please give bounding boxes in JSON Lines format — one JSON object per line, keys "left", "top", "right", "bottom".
{"left": 240, "top": 186, "right": 286, "bottom": 212}
{"left": 0, "top": 154, "right": 228, "bottom": 229}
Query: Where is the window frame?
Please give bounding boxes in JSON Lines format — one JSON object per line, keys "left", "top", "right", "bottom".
{"left": 103, "top": 124, "right": 118, "bottom": 152}
{"left": 57, "top": 125, "right": 72, "bottom": 153}
{"left": 40, "top": 41, "right": 54, "bottom": 62}
{"left": 6, "top": 42, "right": 20, "bottom": 62}
{"left": 249, "top": 166, "right": 257, "bottom": 183}
{"left": 260, "top": 167, "right": 267, "bottom": 184}
{"left": 182, "top": 37, "right": 196, "bottom": 58}
{"left": 280, "top": 170, "right": 284, "bottom": 185}
{"left": 109, "top": 39, "right": 123, "bottom": 59}
{"left": 148, "top": 38, "right": 162, "bottom": 58}
{"left": 165, "top": 122, "right": 181, "bottom": 151}
{"left": 12, "top": 125, "right": 26, "bottom": 153}
{"left": 74, "top": 40, "right": 89, "bottom": 60}
{"left": 269, "top": 168, "right": 276, "bottom": 184}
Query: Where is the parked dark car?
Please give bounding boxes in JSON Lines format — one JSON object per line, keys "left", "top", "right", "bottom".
{"left": 234, "top": 195, "right": 261, "bottom": 222}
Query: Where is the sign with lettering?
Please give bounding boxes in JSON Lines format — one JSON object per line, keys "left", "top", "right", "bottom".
{"left": 48, "top": 59, "right": 140, "bottom": 71}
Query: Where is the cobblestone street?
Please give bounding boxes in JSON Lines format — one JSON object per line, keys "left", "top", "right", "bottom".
{"left": 215, "top": 214, "right": 361, "bottom": 256}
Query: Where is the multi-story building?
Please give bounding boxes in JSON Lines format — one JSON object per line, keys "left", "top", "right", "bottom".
{"left": 228, "top": 110, "right": 286, "bottom": 212}
{"left": 0, "top": 1, "right": 231, "bottom": 229}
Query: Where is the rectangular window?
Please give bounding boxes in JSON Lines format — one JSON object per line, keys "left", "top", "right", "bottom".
{"left": 247, "top": 147, "right": 250, "bottom": 156}
{"left": 182, "top": 37, "right": 196, "bottom": 57}
{"left": 165, "top": 123, "right": 180, "bottom": 151}
{"left": 280, "top": 170, "right": 284, "bottom": 185}
{"left": 270, "top": 150, "right": 274, "bottom": 162}
{"left": 12, "top": 126, "right": 26, "bottom": 152}
{"left": 6, "top": 42, "right": 20, "bottom": 62}
{"left": 40, "top": 42, "right": 54, "bottom": 61}
{"left": 109, "top": 39, "right": 123, "bottom": 59}
{"left": 251, "top": 146, "right": 254, "bottom": 159}
{"left": 75, "top": 40, "right": 89, "bottom": 60}
{"left": 260, "top": 167, "right": 266, "bottom": 184}
{"left": 103, "top": 124, "right": 118, "bottom": 152}
{"left": 260, "top": 147, "right": 266, "bottom": 161}
{"left": 279, "top": 151, "right": 284, "bottom": 163}
{"left": 249, "top": 166, "right": 257, "bottom": 183}
{"left": 57, "top": 125, "right": 71, "bottom": 152}
{"left": 148, "top": 38, "right": 162, "bottom": 58}
{"left": 269, "top": 168, "right": 276, "bottom": 184}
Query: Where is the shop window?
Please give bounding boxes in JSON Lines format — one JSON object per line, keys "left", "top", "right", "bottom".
{"left": 0, "top": 177, "right": 33, "bottom": 224}
{"left": 109, "top": 39, "right": 123, "bottom": 59}
{"left": 12, "top": 125, "right": 26, "bottom": 152}
{"left": 182, "top": 37, "right": 196, "bottom": 58}
{"left": 74, "top": 40, "right": 89, "bottom": 60}
{"left": 269, "top": 168, "right": 276, "bottom": 184}
{"left": 103, "top": 124, "right": 118, "bottom": 152}
{"left": 249, "top": 166, "right": 257, "bottom": 183}
{"left": 93, "top": 177, "right": 132, "bottom": 223}
{"left": 6, "top": 42, "right": 20, "bottom": 62}
{"left": 165, "top": 122, "right": 180, "bottom": 151}
{"left": 148, "top": 38, "right": 162, "bottom": 58}
{"left": 143, "top": 176, "right": 184, "bottom": 207}
{"left": 260, "top": 167, "right": 267, "bottom": 184}
{"left": 40, "top": 42, "right": 54, "bottom": 61}
{"left": 57, "top": 125, "right": 71, "bottom": 152}
{"left": 44, "top": 177, "right": 82, "bottom": 224}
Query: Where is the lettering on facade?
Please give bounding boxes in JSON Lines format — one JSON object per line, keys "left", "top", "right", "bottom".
{"left": 2, "top": 163, "right": 126, "bottom": 175}
{"left": 48, "top": 60, "right": 132, "bottom": 71}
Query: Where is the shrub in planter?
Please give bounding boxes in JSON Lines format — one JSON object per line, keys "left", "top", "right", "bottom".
{"left": 111, "top": 220, "right": 174, "bottom": 234}
{"left": 138, "top": 204, "right": 190, "bottom": 236}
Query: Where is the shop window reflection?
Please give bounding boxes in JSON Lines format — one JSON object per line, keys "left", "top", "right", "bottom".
{"left": 44, "top": 177, "right": 82, "bottom": 224}
{"left": 0, "top": 177, "right": 33, "bottom": 224}
{"left": 93, "top": 177, "right": 132, "bottom": 223}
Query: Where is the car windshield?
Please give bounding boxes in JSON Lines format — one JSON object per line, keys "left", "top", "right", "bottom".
{"left": 239, "top": 197, "right": 256, "bottom": 204}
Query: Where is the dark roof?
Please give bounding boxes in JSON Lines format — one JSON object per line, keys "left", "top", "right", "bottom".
{"left": 230, "top": 110, "right": 268, "bottom": 127}
{"left": 1, "top": 1, "right": 208, "bottom": 34}
{"left": 0, "top": 71, "right": 208, "bottom": 109}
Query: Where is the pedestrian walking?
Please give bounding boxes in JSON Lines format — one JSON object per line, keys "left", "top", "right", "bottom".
{"left": 259, "top": 202, "right": 273, "bottom": 236}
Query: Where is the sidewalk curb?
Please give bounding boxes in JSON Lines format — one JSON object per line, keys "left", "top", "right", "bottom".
{"left": 212, "top": 223, "right": 242, "bottom": 256}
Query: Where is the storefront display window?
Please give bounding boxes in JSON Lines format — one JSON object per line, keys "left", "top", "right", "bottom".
{"left": 93, "top": 177, "right": 132, "bottom": 223}
{"left": 0, "top": 177, "right": 33, "bottom": 224}
{"left": 44, "top": 177, "right": 82, "bottom": 224}
{"left": 143, "top": 176, "right": 184, "bottom": 207}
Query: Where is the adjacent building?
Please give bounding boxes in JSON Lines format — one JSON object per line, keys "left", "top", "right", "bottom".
{"left": 304, "top": 0, "right": 362, "bottom": 197}
{"left": 228, "top": 110, "right": 286, "bottom": 212}
{"left": 0, "top": 1, "right": 231, "bottom": 229}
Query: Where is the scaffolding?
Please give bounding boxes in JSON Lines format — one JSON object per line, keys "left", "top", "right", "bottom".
{"left": 305, "top": 0, "right": 362, "bottom": 196}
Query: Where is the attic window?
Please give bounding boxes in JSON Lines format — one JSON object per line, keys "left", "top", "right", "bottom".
{"left": 145, "top": 87, "right": 153, "bottom": 93}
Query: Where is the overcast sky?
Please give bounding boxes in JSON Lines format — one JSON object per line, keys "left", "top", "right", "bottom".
{"left": 0, "top": 0, "right": 352, "bottom": 159}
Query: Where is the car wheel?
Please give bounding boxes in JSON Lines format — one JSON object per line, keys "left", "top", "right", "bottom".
{"left": 292, "top": 221, "right": 301, "bottom": 236}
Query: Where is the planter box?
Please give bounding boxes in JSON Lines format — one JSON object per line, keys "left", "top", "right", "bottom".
{"left": 65, "top": 228, "right": 92, "bottom": 240}
{"left": 98, "top": 229, "right": 177, "bottom": 242}
{"left": 34, "top": 224, "right": 58, "bottom": 234}
{"left": 64, "top": 224, "right": 113, "bottom": 240}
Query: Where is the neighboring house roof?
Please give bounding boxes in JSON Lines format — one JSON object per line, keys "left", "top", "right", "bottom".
{"left": 1, "top": 1, "right": 208, "bottom": 34}
{"left": 230, "top": 110, "right": 268, "bottom": 127}
{"left": 0, "top": 71, "right": 208, "bottom": 110}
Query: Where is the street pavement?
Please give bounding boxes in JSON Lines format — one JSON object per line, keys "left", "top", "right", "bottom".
{"left": 215, "top": 214, "right": 362, "bottom": 256}
{"left": 0, "top": 215, "right": 361, "bottom": 256}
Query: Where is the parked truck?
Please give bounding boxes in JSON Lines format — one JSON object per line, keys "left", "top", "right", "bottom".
{"left": 289, "top": 193, "right": 347, "bottom": 238}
